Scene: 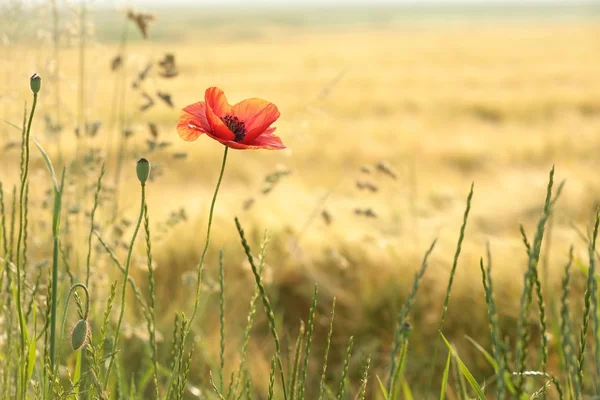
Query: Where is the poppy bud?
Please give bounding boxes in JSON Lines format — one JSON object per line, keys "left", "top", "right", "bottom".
{"left": 136, "top": 158, "right": 151, "bottom": 185}
{"left": 30, "top": 73, "right": 41, "bottom": 94}
{"left": 71, "top": 319, "right": 91, "bottom": 351}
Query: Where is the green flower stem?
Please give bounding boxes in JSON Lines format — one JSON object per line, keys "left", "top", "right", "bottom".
{"left": 166, "top": 145, "right": 229, "bottom": 395}
{"left": 190, "top": 145, "right": 229, "bottom": 324}
{"left": 103, "top": 181, "right": 146, "bottom": 390}
{"left": 16, "top": 91, "right": 37, "bottom": 370}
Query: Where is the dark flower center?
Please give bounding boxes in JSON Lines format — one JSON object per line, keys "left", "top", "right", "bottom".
{"left": 221, "top": 114, "right": 246, "bottom": 142}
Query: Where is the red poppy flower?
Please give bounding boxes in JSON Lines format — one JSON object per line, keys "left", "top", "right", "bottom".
{"left": 177, "top": 87, "right": 285, "bottom": 150}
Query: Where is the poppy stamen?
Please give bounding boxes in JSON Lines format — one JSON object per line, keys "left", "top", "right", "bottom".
{"left": 221, "top": 114, "right": 246, "bottom": 142}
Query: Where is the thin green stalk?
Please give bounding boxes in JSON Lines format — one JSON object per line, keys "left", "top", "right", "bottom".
{"left": 479, "top": 246, "right": 505, "bottom": 400}
{"left": 143, "top": 204, "right": 159, "bottom": 398}
{"left": 590, "top": 214, "right": 600, "bottom": 393}
{"left": 86, "top": 163, "right": 105, "bottom": 287}
{"left": 58, "top": 283, "right": 90, "bottom": 355}
{"left": 22, "top": 182, "right": 28, "bottom": 283}
{"left": 298, "top": 285, "right": 318, "bottom": 400}
{"left": 166, "top": 145, "right": 229, "bottom": 394}
{"left": 16, "top": 91, "right": 38, "bottom": 374}
{"left": 424, "top": 183, "right": 473, "bottom": 400}
{"left": 358, "top": 355, "right": 371, "bottom": 400}
{"left": 579, "top": 209, "right": 600, "bottom": 388}
{"left": 318, "top": 298, "right": 336, "bottom": 400}
{"left": 387, "top": 239, "right": 437, "bottom": 392}
{"left": 50, "top": 168, "right": 66, "bottom": 375}
{"left": 76, "top": 0, "right": 86, "bottom": 157}
{"left": 229, "top": 232, "right": 270, "bottom": 400}
{"left": 336, "top": 336, "right": 354, "bottom": 400}
{"left": 268, "top": 357, "right": 276, "bottom": 400}
{"left": 219, "top": 249, "right": 226, "bottom": 392}
{"left": 289, "top": 322, "right": 305, "bottom": 400}
{"left": 51, "top": 0, "right": 62, "bottom": 162}
{"left": 0, "top": 182, "right": 7, "bottom": 297}
{"left": 515, "top": 167, "right": 561, "bottom": 396}
{"left": 190, "top": 145, "right": 229, "bottom": 323}
{"left": 235, "top": 216, "right": 288, "bottom": 399}
{"left": 9, "top": 185, "right": 16, "bottom": 262}
{"left": 103, "top": 181, "right": 146, "bottom": 389}
{"left": 560, "top": 247, "right": 580, "bottom": 397}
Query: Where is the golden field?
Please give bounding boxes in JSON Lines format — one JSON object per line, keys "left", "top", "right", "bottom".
{"left": 1, "top": 5, "right": 600, "bottom": 397}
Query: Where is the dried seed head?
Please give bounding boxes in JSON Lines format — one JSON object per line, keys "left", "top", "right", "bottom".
{"left": 136, "top": 158, "right": 151, "bottom": 185}
{"left": 30, "top": 73, "right": 41, "bottom": 94}
{"left": 71, "top": 319, "right": 91, "bottom": 351}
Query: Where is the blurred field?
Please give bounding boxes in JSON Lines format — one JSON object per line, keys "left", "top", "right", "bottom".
{"left": 1, "top": 2, "right": 600, "bottom": 396}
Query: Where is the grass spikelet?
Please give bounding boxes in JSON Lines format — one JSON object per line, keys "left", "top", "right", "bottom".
{"left": 166, "top": 313, "right": 182, "bottom": 399}
{"left": 358, "top": 355, "right": 371, "bottom": 400}
{"left": 336, "top": 336, "right": 354, "bottom": 400}
{"left": 559, "top": 247, "right": 579, "bottom": 396}
{"left": 178, "top": 343, "right": 195, "bottom": 400}
{"left": 231, "top": 231, "right": 270, "bottom": 399}
{"left": 532, "top": 254, "right": 549, "bottom": 382}
{"left": 143, "top": 203, "right": 158, "bottom": 397}
{"left": 579, "top": 209, "right": 600, "bottom": 388}
{"left": 289, "top": 321, "right": 305, "bottom": 400}
{"left": 424, "top": 183, "right": 473, "bottom": 399}
{"left": 590, "top": 211, "right": 600, "bottom": 391}
{"left": 235, "top": 216, "right": 288, "bottom": 399}
{"left": 515, "top": 166, "right": 561, "bottom": 396}
{"left": 387, "top": 239, "right": 437, "bottom": 391}
{"left": 85, "top": 163, "right": 105, "bottom": 287}
{"left": 219, "top": 249, "right": 226, "bottom": 392}
{"left": 25, "top": 269, "right": 42, "bottom": 320}
{"left": 478, "top": 247, "right": 505, "bottom": 399}
{"left": 174, "top": 315, "right": 189, "bottom": 398}
{"left": 268, "top": 357, "right": 276, "bottom": 400}
{"left": 297, "top": 285, "right": 318, "bottom": 400}
{"left": 211, "top": 371, "right": 227, "bottom": 400}
{"left": 319, "top": 297, "right": 336, "bottom": 400}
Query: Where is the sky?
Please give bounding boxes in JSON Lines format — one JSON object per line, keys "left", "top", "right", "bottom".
{"left": 107, "top": 0, "right": 595, "bottom": 7}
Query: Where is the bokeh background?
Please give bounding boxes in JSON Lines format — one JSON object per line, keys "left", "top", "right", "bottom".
{"left": 1, "top": 0, "right": 599, "bottom": 397}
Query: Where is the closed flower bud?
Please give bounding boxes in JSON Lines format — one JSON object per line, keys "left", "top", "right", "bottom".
{"left": 136, "top": 158, "right": 151, "bottom": 185}
{"left": 30, "top": 73, "right": 41, "bottom": 94}
{"left": 71, "top": 319, "right": 91, "bottom": 351}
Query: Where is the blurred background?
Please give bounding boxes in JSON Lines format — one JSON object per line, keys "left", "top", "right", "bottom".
{"left": 1, "top": 0, "right": 599, "bottom": 397}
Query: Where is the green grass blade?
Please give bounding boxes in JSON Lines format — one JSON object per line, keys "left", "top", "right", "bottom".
{"left": 439, "top": 348, "right": 452, "bottom": 400}
{"left": 424, "top": 184, "right": 473, "bottom": 399}
{"left": 440, "top": 332, "right": 486, "bottom": 400}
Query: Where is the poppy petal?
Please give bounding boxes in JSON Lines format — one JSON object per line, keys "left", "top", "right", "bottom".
{"left": 204, "top": 87, "right": 231, "bottom": 117}
{"left": 177, "top": 102, "right": 211, "bottom": 141}
{"left": 247, "top": 131, "right": 286, "bottom": 150}
{"left": 232, "top": 99, "right": 280, "bottom": 142}
{"left": 204, "top": 88, "right": 235, "bottom": 141}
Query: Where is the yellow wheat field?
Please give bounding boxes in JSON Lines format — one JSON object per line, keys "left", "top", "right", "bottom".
{"left": 1, "top": 11, "right": 599, "bottom": 393}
